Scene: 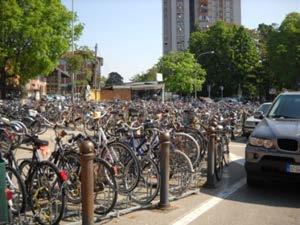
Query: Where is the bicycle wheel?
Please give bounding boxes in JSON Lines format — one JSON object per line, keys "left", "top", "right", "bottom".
{"left": 215, "top": 142, "right": 224, "bottom": 181}
{"left": 5, "top": 166, "right": 26, "bottom": 215}
{"left": 179, "top": 127, "right": 206, "bottom": 159}
{"left": 59, "top": 152, "right": 81, "bottom": 204}
{"left": 18, "top": 158, "right": 32, "bottom": 181}
{"left": 223, "top": 138, "right": 230, "bottom": 167}
{"left": 102, "top": 142, "right": 140, "bottom": 193}
{"left": 93, "top": 158, "right": 118, "bottom": 215}
{"left": 131, "top": 156, "right": 160, "bottom": 205}
{"left": 169, "top": 150, "right": 193, "bottom": 197}
{"left": 28, "top": 161, "right": 65, "bottom": 225}
{"left": 171, "top": 132, "right": 200, "bottom": 167}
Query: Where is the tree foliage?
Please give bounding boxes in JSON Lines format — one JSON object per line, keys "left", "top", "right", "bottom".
{"left": 0, "top": 0, "right": 83, "bottom": 98}
{"left": 157, "top": 51, "right": 206, "bottom": 94}
{"left": 267, "top": 12, "right": 300, "bottom": 90}
{"left": 105, "top": 72, "right": 124, "bottom": 86}
{"left": 131, "top": 66, "right": 158, "bottom": 82}
{"left": 189, "top": 21, "right": 260, "bottom": 98}
{"left": 254, "top": 23, "right": 277, "bottom": 99}
{"left": 63, "top": 46, "right": 97, "bottom": 86}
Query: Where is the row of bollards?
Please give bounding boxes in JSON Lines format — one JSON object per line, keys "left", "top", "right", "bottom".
{"left": 78, "top": 132, "right": 172, "bottom": 225}
{"left": 79, "top": 128, "right": 217, "bottom": 224}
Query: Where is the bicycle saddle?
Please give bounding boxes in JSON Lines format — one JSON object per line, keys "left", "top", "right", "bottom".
{"left": 34, "top": 138, "right": 49, "bottom": 146}
{"left": 22, "top": 135, "right": 49, "bottom": 146}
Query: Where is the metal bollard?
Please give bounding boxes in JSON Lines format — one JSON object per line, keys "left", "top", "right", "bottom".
{"left": 206, "top": 126, "right": 216, "bottom": 188}
{"left": 0, "top": 159, "right": 8, "bottom": 224}
{"left": 80, "top": 141, "right": 95, "bottom": 225}
{"left": 158, "top": 132, "right": 171, "bottom": 209}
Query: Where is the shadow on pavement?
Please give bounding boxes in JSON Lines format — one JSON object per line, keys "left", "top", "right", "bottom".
{"left": 200, "top": 161, "right": 300, "bottom": 209}
{"left": 226, "top": 181, "right": 300, "bottom": 208}
{"left": 232, "top": 136, "right": 248, "bottom": 144}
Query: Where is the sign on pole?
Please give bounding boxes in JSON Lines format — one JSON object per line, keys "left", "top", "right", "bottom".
{"left": 156, "top": 73, "right": 163, "bottom": 82}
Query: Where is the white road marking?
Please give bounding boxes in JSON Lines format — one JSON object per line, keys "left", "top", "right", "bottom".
{"left": 171, "top": 153, "right": 246, "bottom": 225}
{"left": 230, "top": 142, "right": 247, "bottom": 148}
{"left": 230, "top": 153, "right": 245, "bottom": 166}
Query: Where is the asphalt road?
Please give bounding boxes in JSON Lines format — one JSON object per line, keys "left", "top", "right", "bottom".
{"left": 101, "top": 139, "right": 300, "bottom": 225}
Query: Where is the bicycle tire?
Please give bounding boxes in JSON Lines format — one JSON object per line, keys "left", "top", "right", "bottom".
{"left": 93, "top": 157, "right": 118, "bottom": 215}
{"left": 179, "top": 127, "right": 206, "bottom": 161}
{"left": 18, "top": 158, "right": 32, "bottom": 181}
{"left": 169, "top": 150, "right": 193, "bottom": 197}
{"left": 102, "top": 142, "right": 140, "bottom": 193}
{"left": 27, "top": 161, "right": 65, "bottom": 225}
{"left": 58, "top": 152, "right": 81, "bottom": 204}
{"left": 215, "top": 142, "right": 224, "bottom": 181}
{"left": 5, "top": 165, "right": 26, "bottom": 215}
{"left": 223, "top": 138, "right": 230, "bottom": 167}
{"left": 172, "top": 132, "right": 200, "bottom": 167}
{"left": 131, "top": 156, "right": 160, "bottom": 205}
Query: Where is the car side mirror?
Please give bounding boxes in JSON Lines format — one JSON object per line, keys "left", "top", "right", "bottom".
{"left": 254, "top": 111, "right": 264, "bottom": 119}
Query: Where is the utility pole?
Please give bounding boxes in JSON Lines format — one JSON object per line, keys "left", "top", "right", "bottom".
{"left": 195, "top": 51, "right": 215, "bottom": 100}
{"left": 94, "top": 44, "right": 98, "bottom": 89}
{"left": 71, "top": 0, "right": 75, "bottom": 102}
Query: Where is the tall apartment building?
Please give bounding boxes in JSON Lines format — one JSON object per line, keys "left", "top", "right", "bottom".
{"left": 163, "top": 0, "right": 241, "bottom": 54}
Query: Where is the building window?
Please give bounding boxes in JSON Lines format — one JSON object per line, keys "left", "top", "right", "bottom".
{"left": 199, "top": 15, "right": 209, "bottom": 21}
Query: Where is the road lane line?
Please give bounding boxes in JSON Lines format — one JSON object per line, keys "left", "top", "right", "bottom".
{"left": 230, "top": 143, "right": 247, "bottom": 148}
{"left": 172, "top": 178, "right": 246, "bottom": 225}
{"left": 230, "top": 153, "right": 245, "bottom": 166}
{"left": 171, "top": 154, "right": 246, "bottom": 225}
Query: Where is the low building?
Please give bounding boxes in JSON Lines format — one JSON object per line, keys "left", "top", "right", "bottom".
{"left": 100, "top": 81, "right": 165, "bottom": 101}
{"left": 25, "top": 76, "right": 47, "bottom": 99}
{"left": 46, "top": 67, "right": 71, "bottom": 95}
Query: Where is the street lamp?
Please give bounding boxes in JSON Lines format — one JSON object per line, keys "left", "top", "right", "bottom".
{"left": 220, "top": 85, "right": 224, "bottom": 99}
{"left": 194, "top": 50, "right": 215, "bottom": 99}
{"left": 207, "top": 84, "right": 211, "bottom": 98}
{"left": 71, "top": 0, "right": 75, "bottom": 102}
{"left": 196, "top": 51, "right": 215, "bottom": 61}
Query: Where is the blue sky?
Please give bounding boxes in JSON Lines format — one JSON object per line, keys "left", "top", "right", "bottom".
{"left": 61, "top": 0, "right": 300, "bottom": 82}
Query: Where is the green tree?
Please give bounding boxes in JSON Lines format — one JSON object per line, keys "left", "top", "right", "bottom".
{"left": 105, "top": 72, "right": 124, "bottom": 86}
{"left": 189, "top": 21, "right": 260, "bottom": 97}
{"left": 97, "top": 75, "right": 107, "bottom": 88}
{"left": 0, "top": 0, "right": 83, "bottom": 98}
{"left": 255, "top": 23, "right": 277, "bottom": 99}
{"left": 157, "top": 51, "right": 206, "bottom": 95}
{"left": 230, "top": 26, "right": 260, "bottom": 97}
{"left": 64, "top": 46, "right": 97, "bottom": 87}
{"left": 268, "top": 12, "right": 300, "bottom": 90}
{"left": 131, "top": 66, "right": 158, "bottom": 82}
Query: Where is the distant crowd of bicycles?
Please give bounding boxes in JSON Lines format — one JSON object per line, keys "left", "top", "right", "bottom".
{"left": 0, "top": 98, "right": 258, "bottom": 225}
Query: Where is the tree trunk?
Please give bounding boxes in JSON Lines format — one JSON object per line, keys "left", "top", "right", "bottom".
{"left": 0, "top": 67, "right": 7, "bottom": 99}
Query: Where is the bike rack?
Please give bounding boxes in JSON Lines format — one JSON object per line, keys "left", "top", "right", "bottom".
{"left": 8, "top": 129, "right": 226, "bottom": 225}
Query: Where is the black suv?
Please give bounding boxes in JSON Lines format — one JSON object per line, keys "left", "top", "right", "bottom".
{"left": 245, "top": 92, "right": 300, "bottom": 185}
